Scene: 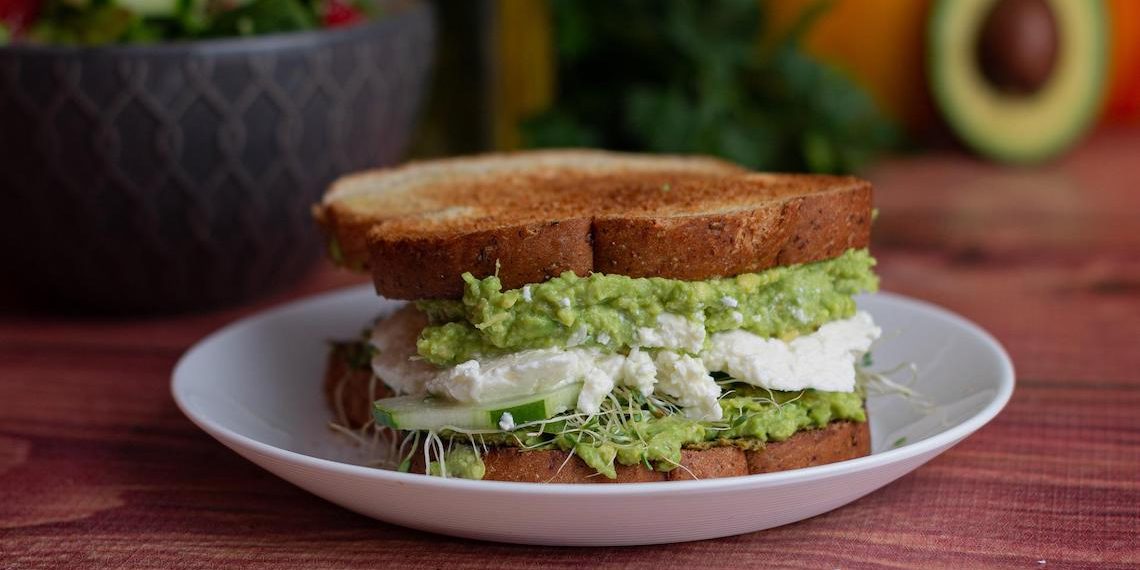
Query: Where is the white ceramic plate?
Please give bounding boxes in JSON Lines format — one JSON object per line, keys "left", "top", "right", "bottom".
{"left": 172, "top": 287, "right": 1014, "bottom": 546}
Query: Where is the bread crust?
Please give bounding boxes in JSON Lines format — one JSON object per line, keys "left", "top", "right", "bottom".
{"left": 592, "top": 203, "right": 796, "bottom": 280}
{"left": 315, "top": 151, "right": 872, "bottom": 299}
{"left": 370, "top": 218, "right": 595, "bottom": 301}
{"left": 325, "top": 354, "right": 871, "bottom": 483}
{"left": 323, "top": 345, "right": 390, "bottom": 429}
{"left": 468, "top": 421, "right": 868, "bottom": 483}
{"left": 747, "top": 419, "right": 871, "bottom": 474}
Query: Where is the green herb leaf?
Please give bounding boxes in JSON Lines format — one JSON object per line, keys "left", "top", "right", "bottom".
{"left": 25, "top": 0, "right": 334, "bottom": 44}
{"left": 205, "top": 0, "right": 317, "bottom": 37}
{"left": 523, "top": 0, "right": 901, "bottom": 174}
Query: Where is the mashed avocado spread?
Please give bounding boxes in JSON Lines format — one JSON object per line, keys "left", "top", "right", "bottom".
{"left": 416, "top": 249, "right": 878, "bottom": 367}
{"left": 431, "top": 387, "right": 865, "bottom": 480}
{"left": 428, "top": 445, "right": 486, "bottom": 479}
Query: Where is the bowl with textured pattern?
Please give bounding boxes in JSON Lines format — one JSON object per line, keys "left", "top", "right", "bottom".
{"left": 0, "top": 3, "right": 434, "bottom": 313}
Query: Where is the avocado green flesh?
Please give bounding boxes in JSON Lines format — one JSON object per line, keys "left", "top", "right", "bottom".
{"left": 416, "top": 249, "right": 877, "bottom": 366}
{"left": 427, "top": 445, "right": 486, "bottom": 480}
{"left": 928, "top": 0, "right": 1108, "bottom": 163}
{"left": 430, "top": 389, "right": 866, "bottom": 480}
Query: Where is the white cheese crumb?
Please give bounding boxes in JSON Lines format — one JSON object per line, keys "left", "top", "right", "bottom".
{"left": 522, "top": 285, "right": 532, "bottom": 302}
{"left": 566, "top": 325, "right": 589, "bottom": 347}
{"left": 791, "top": 305, "right": 809, "bottom": 323}
{"left": 635, "top": 313, "right": 706, "bottom": 353}
{"left": 498, "top": 411, "right": 516, "bottom": 431}
{"left": 596, "top": 331, "right": 611, "bottom": 345}
{"left": 720, "top": 296, "right": 738, "bottom": 308}
{"left": 559, "top": 297, "right": 571, "bottom": 308}
{"left": 577, "top": 355, "right": 621, "bottom": 414}
{"left": 408, "top": 311, "right": 882, "bottom": 419}
{"left": 618, "top": 347, "right": 657, "bottom": 396}
{"left": 653, "top": 352, "right": 722, "bottom": 421}
{"left": 428, "top": 350, "right": 583, "bottom": 403}
{"left": 703, "top": 311, "right": 881, "bottom": 393}
{"left": 731, "top": 311, "right": 743, "bottom": 324}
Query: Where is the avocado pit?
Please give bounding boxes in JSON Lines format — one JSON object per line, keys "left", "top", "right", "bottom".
{"left": 976, "top": 0, "right": 1059, "bottom": 94}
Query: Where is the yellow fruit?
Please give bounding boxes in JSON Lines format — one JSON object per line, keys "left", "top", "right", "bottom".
{"left": 765, "top": 0, "right": 935, "bottom": 133}
{"left": 491, "top": 0, "right": 554, "bottom": 150}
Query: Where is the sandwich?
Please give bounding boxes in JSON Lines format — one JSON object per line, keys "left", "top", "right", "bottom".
{"left": 314, "top": 149, "right": 880, "bottom": 482}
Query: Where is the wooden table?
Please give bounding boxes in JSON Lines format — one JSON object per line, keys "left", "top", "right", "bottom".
{"left": 2, "top": 131, "right": 1138, "bottom": 569}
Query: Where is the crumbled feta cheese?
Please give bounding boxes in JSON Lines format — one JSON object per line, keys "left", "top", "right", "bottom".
{"left": 731, "top": 311, "right": 743, "bottom": 324}
{"left": 426, "top": 347, "right": 624, "bottom": 415}
{"left": 428, "top": 349, "right": 584, "bottom": 403}
{"left": 559, "top": 297, "right": 571, "bottom": 308}
{"left": 522, "top": 285, "right": 532, "bottom": 302}
{"left": 577, "top": 354, "right": 623, "bottom": 414}
{"left": 498, "top": 411, "right": 516, "bottom": 431}
{"left": 618, "top": 347, "right": 657, "bottom": 396}
{"left": 566, "top": 325, "right": 588, "bottom": 347}
{"left": 790, "top": 305, "right": 809, "bottom": 323}
{"left": 653, "top": 352, "right": 722, "bottom": 421}
{"left": 596, "top": 331, "right": 611, "bottom": 345}
{"left": 384, "top": 304, "right": 880, "bottom": 420}
{"left": 703, "top": 311, "right": 880, "bottom": 393}
{"left": 635, "top": 313, "right": 705, "bottom": 353}
{"left": 721, "top": 296, "right": 739, "bottom": 308}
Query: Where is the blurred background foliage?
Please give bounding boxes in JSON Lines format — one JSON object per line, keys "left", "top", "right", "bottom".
{"left": 413, "top": 0, "right": 904, "bottom": 174}
{"left": 4, "top": 0, "right": 1137, "bottom": 169}
{"left": 410, "top": 0, "right": 1140, "bottom": 172}
{"left": 520, "top": 0, "right": 900, "bottom": 174}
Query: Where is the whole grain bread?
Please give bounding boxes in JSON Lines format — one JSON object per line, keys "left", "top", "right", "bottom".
{"left": 324, "top": 352, "right": 871, "bottom": 482}
{"left": 473, "top": 421, "right": 869, "bottom": 483}
{"left": 314, "top": 150, "right": 872, "bottom": 299}
{"left": 324, "top": 344, "right": 392, "bottom": 429}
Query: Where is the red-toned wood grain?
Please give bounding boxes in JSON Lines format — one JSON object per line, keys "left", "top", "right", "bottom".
{"left": 2, "top": 130, "right": 1139, "bottom": 568}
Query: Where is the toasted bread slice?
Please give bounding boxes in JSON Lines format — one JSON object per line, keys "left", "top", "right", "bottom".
{"left": 324, "top": 354, "right": 871, "bottom": 482}
{"left": 315, "top": 150, "right": 872, "bottom": 299}
{"left": 400, "top": 419, "right": 868, "bottom": 483}
{"left": 472, "top": 421, "right": 869, "bottom": 483}
{"left": 315, "top": 149, "right": 742, "bottom": 270}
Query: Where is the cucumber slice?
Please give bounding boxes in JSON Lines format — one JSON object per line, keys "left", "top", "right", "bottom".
{"left": 373, "top": 383, "right": 582, "bottom": 431}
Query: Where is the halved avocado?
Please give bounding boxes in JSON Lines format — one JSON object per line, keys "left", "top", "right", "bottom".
{"left": 928, "top": 0, "right": 1108, "bottom": 163}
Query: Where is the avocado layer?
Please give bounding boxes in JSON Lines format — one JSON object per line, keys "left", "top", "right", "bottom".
{"left": 431, "top": 388, "right": 866, "bottom": 480}
{"left": 416, "top": 249, "right": 878, "bottom": 367}
{"left": 928, "top": 0, "right": 1108, "bottom": 163}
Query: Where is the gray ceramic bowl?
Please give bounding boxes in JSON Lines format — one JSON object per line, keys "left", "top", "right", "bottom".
{"left": 0, "top": 2, "right": 434, "bottom": 313}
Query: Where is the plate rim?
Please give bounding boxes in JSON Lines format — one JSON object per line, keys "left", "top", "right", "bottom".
{"left": 172, "top": 286, "right": 1015, "bottom": 496}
